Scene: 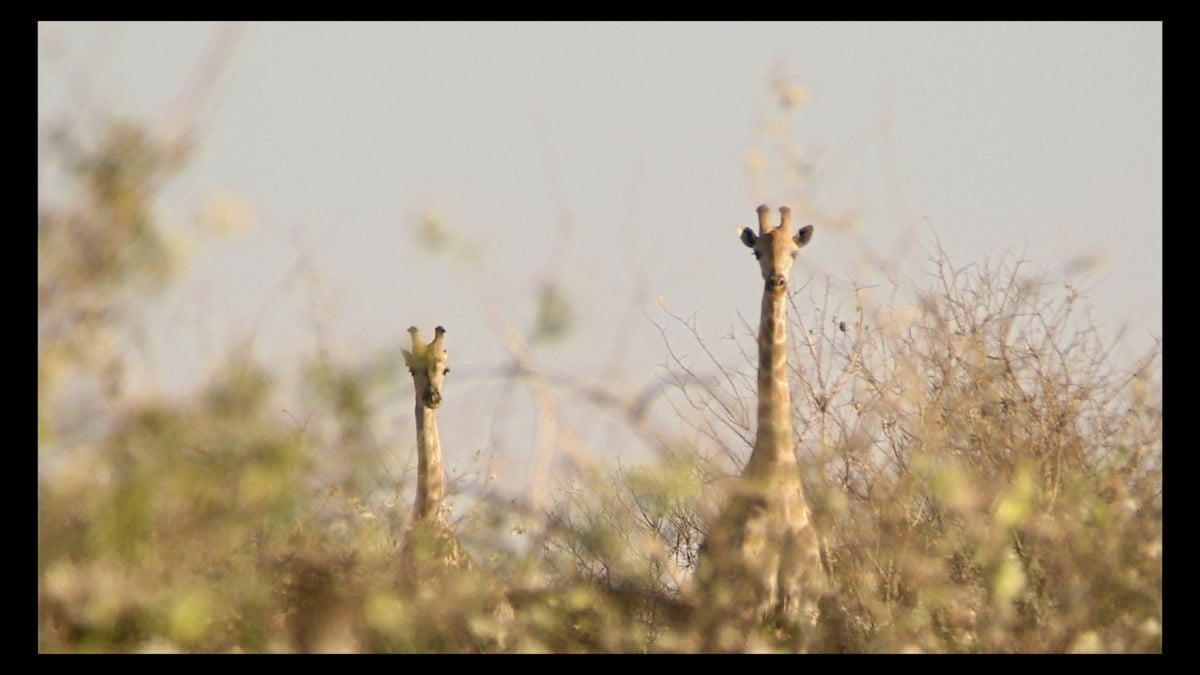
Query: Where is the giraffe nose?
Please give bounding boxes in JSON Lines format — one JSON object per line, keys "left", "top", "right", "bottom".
{"left": 767, "top": 275, "right": 787, "bottom": 290}
{"left": 424, "top": 389, "right": 442, "bottom": 408}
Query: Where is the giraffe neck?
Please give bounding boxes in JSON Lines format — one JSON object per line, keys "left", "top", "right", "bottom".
{"left": 745, "top": 284, "right": 797, "bottom": 477}
{"left": 414, "top": 399, "right": 446, "bottom": 521}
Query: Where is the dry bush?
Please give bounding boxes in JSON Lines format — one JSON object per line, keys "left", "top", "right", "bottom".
{"left": 811, "top": 249, "right": 1162, "bottom": 653}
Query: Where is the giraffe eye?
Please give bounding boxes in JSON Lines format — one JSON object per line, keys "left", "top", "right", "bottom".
{"left": 443, "top": 368, "right": 450, "bottom": 376}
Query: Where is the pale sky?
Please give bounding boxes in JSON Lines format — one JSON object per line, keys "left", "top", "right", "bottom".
{"left": 38, "top": 22, "right": 1162, "bottom": 496}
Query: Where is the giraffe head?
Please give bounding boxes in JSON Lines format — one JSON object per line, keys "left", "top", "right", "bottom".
{"left": 740, "top": 204, "right": 814, "bottom": 294}
{"left": 402, "top": 325, "right": 449, "bottom": 409}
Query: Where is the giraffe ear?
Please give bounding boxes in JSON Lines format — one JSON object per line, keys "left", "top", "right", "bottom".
{"left": 740, "top": 227, "right": 758, "bottom": 249}
{"left": 794, "top": 225, "right": 814, "bottom": 248}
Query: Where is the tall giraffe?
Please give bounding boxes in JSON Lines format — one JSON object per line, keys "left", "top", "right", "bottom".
{"left": 694, "top": 205, "right": 823, "bottom": 651}
{"left": 400, "top": 326, "right": 513, "bottom": 648}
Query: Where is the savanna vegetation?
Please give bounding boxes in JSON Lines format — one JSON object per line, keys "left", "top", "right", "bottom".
{"left": 38, "top": 40, "right": 1161, "bottom": 654}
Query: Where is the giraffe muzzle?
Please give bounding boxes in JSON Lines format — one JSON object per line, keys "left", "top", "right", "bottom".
{"left": 424, "top": 389, "right": 442, "bottom": 408}
{"left": 766, "top": 276, "right": 788, "bottom": 292}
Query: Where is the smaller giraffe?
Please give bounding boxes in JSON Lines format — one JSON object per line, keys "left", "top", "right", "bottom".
{"left": 400, "top": 325, "right": 513, "bottom": 649}
{"left": 402, "top": 328, "right": 449, "bottom": 518}
{"left": 400, "top": 326, "right": 464, "bottom": 565}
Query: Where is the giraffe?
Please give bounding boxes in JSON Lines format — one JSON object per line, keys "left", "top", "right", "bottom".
{"left": 693, "top": 205, "right": 824, "bottom": 652}
{"left": 400, "top": 326, "right": 468, "bottom": 567}
{"left": 400, "top": 325, "right": 513, "bottom": 649}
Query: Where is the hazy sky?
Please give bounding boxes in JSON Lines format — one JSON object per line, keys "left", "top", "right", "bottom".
{"left": 38, "top": 22, "right": 1162, "bottom": 494}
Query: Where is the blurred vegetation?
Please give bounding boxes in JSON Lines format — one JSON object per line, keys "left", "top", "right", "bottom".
{"left": 38, "top": 62, "right": 1160, "bottom": 653}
